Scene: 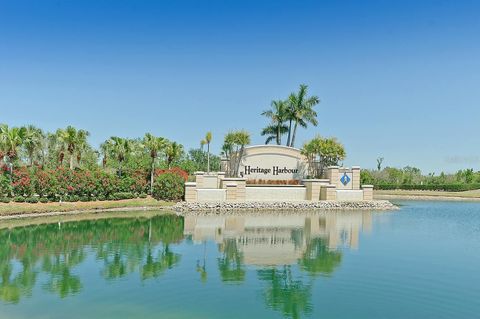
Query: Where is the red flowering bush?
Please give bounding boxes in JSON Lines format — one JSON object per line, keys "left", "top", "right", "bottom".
{"left": 11, "top": 167, "right": 33, "bottom": 196}
{"left": 155, "top": 167, "right": 188, "bottom": 181}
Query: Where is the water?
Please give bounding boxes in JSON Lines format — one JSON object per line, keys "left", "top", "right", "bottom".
{"left": 1, "top": 201, "right": 479, "bottom": 319}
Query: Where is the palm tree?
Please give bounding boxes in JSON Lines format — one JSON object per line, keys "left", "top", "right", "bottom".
{"left": 261, "top": 100, "right": 289, "bottom": 145}
{"left": 165, "top": 141, "right": 183, "bottom": 169}
{"left": 55, "top": 126, "right": 90, "bottom": 170}
{"left": 222, "top": 130, "right": 250, "bottom": 177}
{"left": 100, "top": 137, "right": 132, "bottom": 176}
{"left": 0, "top": 124, "right": 26, "bottom": 170}
{"left": 22, "top": 125, "right": 45, "bottom": 166}
{"left": 202, "top": 132, "right": 212, "bottom": 174}
{"left": 286, "top": 84, "right": 320, "bottom": 148}
{"left": 143, "top": 133, "right": 167, "bottom": 194}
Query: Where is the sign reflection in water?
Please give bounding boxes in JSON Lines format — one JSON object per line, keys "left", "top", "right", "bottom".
{"left": 184, "top": 212, "right": 373, "bottom": 319}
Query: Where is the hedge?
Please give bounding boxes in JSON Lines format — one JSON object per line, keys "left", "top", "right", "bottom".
{"left": 0, "top": 166, "right": 188, "bottom": 202}
{"left": 375, "top": 184, "right": 480, "bottom": 192}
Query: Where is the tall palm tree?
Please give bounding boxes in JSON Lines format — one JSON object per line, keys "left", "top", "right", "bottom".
{"left": 55, "top": 126, "right": 90, "bottom": 170}
{"left": 22, "top": 125, "right": 45, "bottom": 166}
{"left": 286, "top": 84, "right": 320, "bottom": 148}
{"left": 143, "top": 133, "right": 167, "bottom": 194}
{"left": 0, "top": 124, "right": 27, "bottom": 169}
{"left": 202, "top": 132, "right": 212, "bottom": 174}
{"left": 261, "top": 100, "right": 289, "bottom": 145}
{"left": 165, "top": 141, "right": 183, "bottom": 169}
{"left": 100, "top": 137, "right": 132, "bottom": 176}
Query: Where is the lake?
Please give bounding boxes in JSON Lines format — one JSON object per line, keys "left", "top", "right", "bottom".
{"left": 1, "top": 201, "right": 479, "bottom": 319}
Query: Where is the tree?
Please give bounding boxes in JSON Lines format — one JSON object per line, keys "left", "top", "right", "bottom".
{"left": 201, "top": 132, "right": 213, "bottom": 174}
{"left": 286, "top": 84, "right": 320, "bottom": 147}
{"left": 55, "top": 126, "right": 90, "bottom": 170}
{"left": 22, "top": 125, "right": 45, "bottom": 166}
{"left": 301, "top": 136, "right": 346, "bottom": 178}
{"left": 376, "top": 157, "right": 384, "bottom": 171}
{"left": 0, "top": 124, "right": 26, "bottom": 169}
{"left": 165, "top": 141, "right": 184, "bottom": 169}
{"left": 143, "top": 133, "right": 168, "bottom": 194}
{"left": 221, "top": 130, "right": 250, "bottom": 177}
{"left": 100, "top": 137, "right": 132, "bottom": 176}
{"left": 261, "top": 100, "right": 289, "bottom": 145}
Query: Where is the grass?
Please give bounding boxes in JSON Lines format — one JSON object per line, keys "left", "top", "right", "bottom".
{"left": 374, "top": 189, "right": 480, "bottom": 199}
{"left": 0, "top": 197, "right": 175, "bottom": 216}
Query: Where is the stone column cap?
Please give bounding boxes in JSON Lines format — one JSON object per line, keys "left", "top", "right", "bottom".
{"left": 225, "top": 183, "right": 237, "bottom": 187}
{"left": 323, "top": 184, "right": 337, "bottom": 188}
{"left": 185, "top": 182, "right": 197, "bottom": 187}
{"left": 327, "top": 166, "right": 339, "bottom": 169}
{"left": 194, "top": 171, "right": 205, "bottom": 175}
{"left": 362, "top": 185, "right": 374, "bottom": 188}
{"left": 352, "top": 166, "right": 361, "bottom": 170}
{"left": 222, "top": 177, "right": 246, "bottom": 181}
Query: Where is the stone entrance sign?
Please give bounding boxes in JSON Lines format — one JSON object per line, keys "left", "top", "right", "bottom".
{"left": 237, "top": 145, "right": 307, "bottom": 180}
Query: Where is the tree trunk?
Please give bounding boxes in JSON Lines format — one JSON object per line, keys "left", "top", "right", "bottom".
{"left": 69, "top": 153, "right": 74, "bottom": 170}
{"left": 150, "top": 157, "right": 155, "bottom": 194}
{"left": 286, "top": 120, "right": 292, "bottom": 146}
{"left": 207, "top": 143, "right": 210, "bottom": 174}
{"left": 290, "top": 121, "right": 298, "bottom": 147}
{"left": 276, "top": 125, "right": 281, "bottom": 145}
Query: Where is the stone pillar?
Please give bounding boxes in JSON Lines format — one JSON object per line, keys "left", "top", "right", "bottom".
{"left": 221, "top": 178, "right": 246, "bottom": 202}
{"left": 226, "top": 183, "right": 237, "bottom": 202}
{"left": 320, "top": 184, "right": 337, "bottom": 201}
{"left": 302, "top": 179, "right": 330, "bottom": 201}
{"left": 362, "top": 185, "right": 374, "bottom": 201}
{"left": 217, "top": 172, "right": 226, "bottom": 188}
{"left": 327, "top": 166, "right": 339, "bottom": 187}
{"left": 185, "top": 182, "right": 197, "bottom": 202}
{"left": 236, "top": 179, "right": 246, "bottom": 202}
{"left": 352, "top": 166, "right": 361, "bottom": 190}
{"left": 194, "top": 171, "right": 205, "bottom": 189}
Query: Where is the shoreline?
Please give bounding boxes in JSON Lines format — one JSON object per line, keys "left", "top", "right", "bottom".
{"left": 375, "top": 194, "right": 480, "bottom": 202}
{"left": 174, "top": 200, "right": 398, "bottom": 213}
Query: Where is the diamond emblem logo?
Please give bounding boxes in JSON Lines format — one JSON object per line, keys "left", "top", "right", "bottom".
{"left": 340, "top": 173, "right": 351, "bottom": 186}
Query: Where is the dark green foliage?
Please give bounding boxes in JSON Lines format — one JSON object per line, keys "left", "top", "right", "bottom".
{"left": 0, "top": 197, "right": 11, "bottom": 203}
{"left": 25, "top": 197, "right": 39, "bottom": 203}
{"left": 14, "top": 196, "right": 26, "bottom": 203}
{"left": 112, "top": 192, "right": 135, "bottom": 200}
{"left": 39, "top": 197, "right": 49, "bottom": 203}
{"left": 152, "top": 173, "right": 184, "bottom": 201}
{"left": 376, "top": 184, "right": 480, "bottom": 192}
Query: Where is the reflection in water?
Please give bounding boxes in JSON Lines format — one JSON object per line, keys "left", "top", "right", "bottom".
{"left": 0, "top": 211, "right": 373, "bottom": 319}
{"left": 184, "top": 212, "right": 372, "bottom": 318}
{"left": 0, "top": 215, "right": 184, "bottom": 303}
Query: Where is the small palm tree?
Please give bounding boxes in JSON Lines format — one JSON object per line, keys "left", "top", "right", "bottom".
{"left": 286, "top": 84, "right": 320, "bottom": 147}
{"left": 165, "top": 141, "right": 184, "bottom": 169}
{"left": 22, "top": 125, "right": 45, "bottom": 166}
{"left": 55, "top": 126, "right": 90, "bottom": 170}
{"left": 203, "top": 132, "right": 212, "bottom": 174}
{"left": 143, "top": 133, "right": 168, "bottom": 194}
{"left": 100, "top": 137, "right": 132, "bottom": 176}
{"left": 261, "top": 100, "right": 289, "bottom": 145}
{"left": 0, "top": 124, "right": 27, "bottom": 169}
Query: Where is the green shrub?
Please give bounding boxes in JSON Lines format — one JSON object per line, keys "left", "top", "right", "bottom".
{"left": 139, "top": 193, "right": 148, "bottom": 199}
{"left": 79, "top": 196, "right": 91, "bottom": 202}
{"left": 14, "top": 196, "right": 26, "bottom": 203}
{"left": 112, "top": 192, "right": 135, "bottom": 200}
{"left": 96, "top": 195, "right": 106, "bottom": 201}
{"left": 375, "top": 184, "right": 480, "bottom": 192}
{"left": 25, "top": 197, "right": 39, "bottom": 204}
{"left": 0, "top": 197, "right": 11, "bottom": 203}
{"left": 152, "top": 172, "right": 184, "bottom": 201}
{"left": 39, "top": 197, "right": 49, "bottom": 203}
{"left": 0, "top": 174, "right": 12, "bottom": 197}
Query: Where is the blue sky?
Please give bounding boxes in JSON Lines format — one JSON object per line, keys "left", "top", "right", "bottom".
{"left": 1, "top": 0, "right": 479, "bottom": 173}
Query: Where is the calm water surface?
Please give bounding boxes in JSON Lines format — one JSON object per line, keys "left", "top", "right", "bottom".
{"left": 1, "top": 201, "right": 479, "bottom": 319}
